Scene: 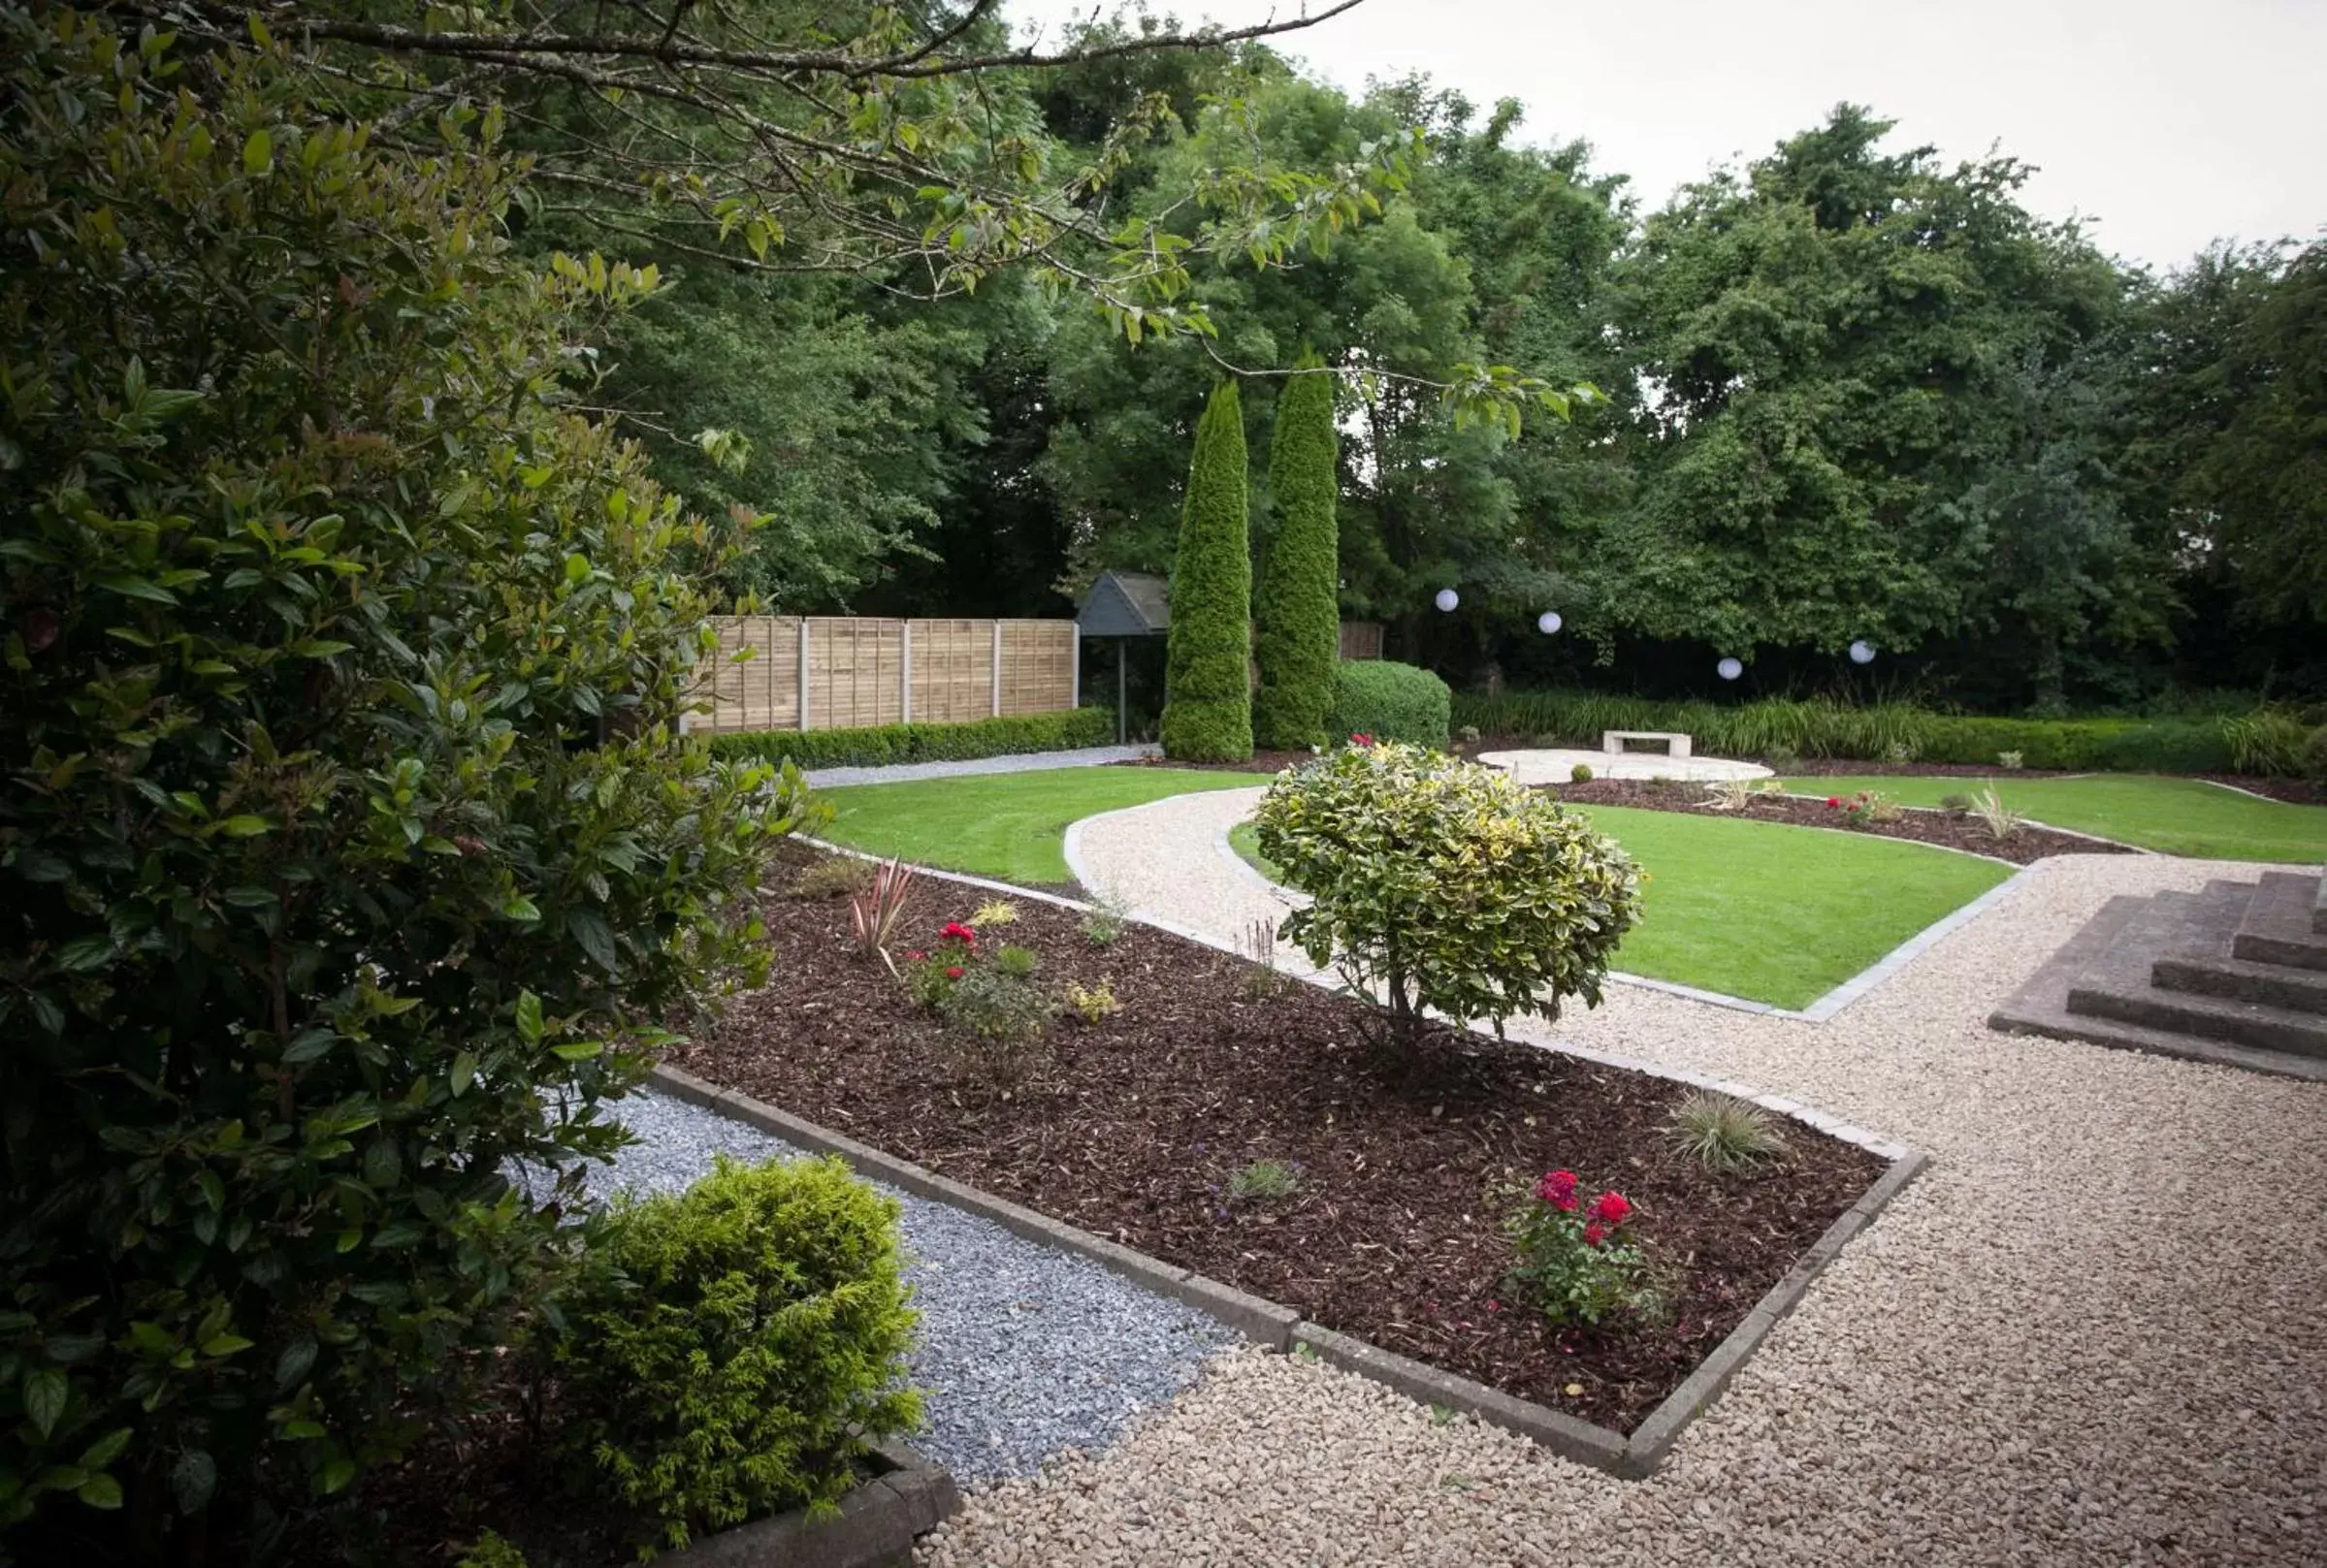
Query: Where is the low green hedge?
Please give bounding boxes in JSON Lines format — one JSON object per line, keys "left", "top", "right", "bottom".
{"left": 1330, "top": 660, "right": 1451, "bottom": 749}
{"left": 706, "top": 705, "right": 1113, "bottom": 770}
{"left": 1449, "top": 689, "right": 2282, "bottom": 775}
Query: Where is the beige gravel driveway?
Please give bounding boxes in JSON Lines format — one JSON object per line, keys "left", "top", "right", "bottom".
{"left": 922, "top": 798, "right": 2324, "bottom": 1568}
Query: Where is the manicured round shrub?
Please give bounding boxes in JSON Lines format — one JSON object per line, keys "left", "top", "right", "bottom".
{"left": 1570, "top": 762, "right": 1595, "bottom": 783}
{"left": 1253, "top": 742, "right": 1640, "bottom": 1044}
{"left": 552, "top": 1157, "right": 921, "bottom": 1551}
{"left": 1160, "top": 381, "right": 1254, "bottom": 761}
{"left": 1328, "top": 660, "right": 1451, "bottom": 749}
{"left": 1252, "top": 362, "right": 1341, "bottom": 750}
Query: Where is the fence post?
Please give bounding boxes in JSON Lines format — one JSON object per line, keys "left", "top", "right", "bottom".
{"left": 990, "top": 621, "right": 1003, "bottom": 718}
{"left": 1070, "top": 620, "right": 1081, "bottom": 710}
{"left": 900, "top": 621, "right": 913, "bottom": 726}
{"left": 797, "top": 618, "right": 811, "bottom": 731}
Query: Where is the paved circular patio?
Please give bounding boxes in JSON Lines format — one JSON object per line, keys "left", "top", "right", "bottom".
{"left": 933, "top": 803, "right": 2327, "bottom": 1567}
{"left": 1477, "top": 747, "right": 1773, "bottom": 783}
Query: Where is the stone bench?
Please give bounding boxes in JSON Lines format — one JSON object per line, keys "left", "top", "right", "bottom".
{"left": 1602, "top": 730, "right": 1693, "bottom": 758}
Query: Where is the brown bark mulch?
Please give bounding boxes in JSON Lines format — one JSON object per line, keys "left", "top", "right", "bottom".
{"left": 1545, "top": 778, "right": 2134, "bottom": 865}
{"left": 676, "top": 845, "right": 1887, "bottom": 1435}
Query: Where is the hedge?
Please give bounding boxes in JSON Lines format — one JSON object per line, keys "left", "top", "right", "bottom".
{"left": 706, "top": 706, "right": 1114, "bottom": 769}
{"left": 1252, "top": 359, "right": 1340, "bottom": 750}
{"left": 1448, "top": 689, "right": 2280, "bottom": 775}
{"left": 1331, "top": 660, "right": 1451, "bottom": 749}
{"left": 1160, "top": 380, "right": 1254, "bottom": 761}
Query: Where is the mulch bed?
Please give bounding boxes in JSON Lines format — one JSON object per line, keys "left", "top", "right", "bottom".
{"left": 1109, "top": 749, "right": 1310, "bottom": 775}
{"left": 1545, "top": 779, "right": 2133, "bottom": 865}
{"left": 675, "top": 844, "right": 1888, "bottom": 1435}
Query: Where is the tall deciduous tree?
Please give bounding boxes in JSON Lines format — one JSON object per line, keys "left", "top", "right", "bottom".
{"left": 1161, "top": 382, "right": 1254, "bottom": 761}
{"left": 1254, "top": 359, "right": 1342, "bottom": 747}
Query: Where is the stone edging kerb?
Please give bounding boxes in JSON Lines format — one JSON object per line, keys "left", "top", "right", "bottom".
{"left": 651, "top": 1062, "right": 1929, "bottom": 1481}
{"left": 653, "top": 1437, "right": 958, "bottom": 1568}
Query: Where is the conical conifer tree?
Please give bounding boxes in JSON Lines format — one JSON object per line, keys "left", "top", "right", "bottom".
{"left": 1253, "top": 359, "right": 1340, "bottom": 748}
{"left": 1160, "top": 381, "right": 1253, "bottom": 761}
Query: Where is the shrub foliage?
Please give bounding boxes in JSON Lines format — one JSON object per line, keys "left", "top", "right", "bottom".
{"left": 1329, "top": 659, "right": 1452, "bottom": 748}
{"left": 1252, "top": 362, "right": 1341, "bottom": 750}
{"left": 552, "top": 1158, "right": 921, "bottom": 1550}
{"left": 1253, "top": 742, "right": 1639, "bottom": 1044}
{"left": 0, "top": 15, "right": 796, "bottom": 1542}
{"left": 707, "top": 704, "right": 1113, "bottom": 771}
{"left": 1160, "top": 382, "right": 1254, "bottom": 761}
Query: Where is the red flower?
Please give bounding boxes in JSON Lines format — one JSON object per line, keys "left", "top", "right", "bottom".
{"left": 905, "top": 950, "right": 926, "bottom": 962}
{"left": 945, "top": 966, "right": 964, "bottom": 979}
{"left": 1349, "top": 732, "right": 1374, "bottom": 748}
{"left": 1535, "top": 1169, "right": 1580, "bottom": 1211}
{"left": 1825, "top": 796, "right": 1842, "bottom": 809}
{"left": 1591, "top": 1191, "right": 1632, "bottom": 1226}
{"left": 941, "top": 921, "right": 978, "bottom": 945}
{"left": 1583, "top": 1222, "right": 1607, "bottom": 1247}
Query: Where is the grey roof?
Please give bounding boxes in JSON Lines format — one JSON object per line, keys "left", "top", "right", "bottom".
{"left": 1076, "top": 570, "right": 1170, "bottom": 637}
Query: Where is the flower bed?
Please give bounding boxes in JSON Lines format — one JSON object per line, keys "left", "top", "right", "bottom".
{"left": 1547, "top": 778, "right": 2134, "bottom": 864}
{"left": 675, "top": 845, "right": 1890, "bottom": 1433}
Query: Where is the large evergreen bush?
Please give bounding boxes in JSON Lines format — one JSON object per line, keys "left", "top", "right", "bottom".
{"left": 0, "top": 15, "right": 797, "bottom": 1546}
{"left": 1159, "top": 382, "right": 1254, "bottom": 761}
{"left": 1252, "top": 363, "right": 1341, "bottom": 749}
{"left": 1330, "top": 660, "right": 1452, "bottom": 748}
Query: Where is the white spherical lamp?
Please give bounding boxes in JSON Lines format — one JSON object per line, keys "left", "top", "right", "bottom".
{"left": 1716, "top": 656, "right": 1744, "bottom": 682}
{"left": 1434, "top": 588, "right": 1460, "bottom": 613}
{"left": 1848, "top": 639, "right": 1877, "bottom": 665}
{"left": 1537, "top": 610, "right": 1563, "bottom": 635}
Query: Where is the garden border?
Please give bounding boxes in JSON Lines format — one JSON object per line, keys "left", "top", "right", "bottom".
{"left": 653, "top": 1438, "right": 958, "bottom": 1568}
{"left": 649, "top": 1059, "right": 1925, "bottom": 1481}
{"left": 676, "top": 853, "right": 1931, "bottom": 1477}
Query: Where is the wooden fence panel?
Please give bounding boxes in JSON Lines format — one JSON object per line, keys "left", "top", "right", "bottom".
{"left": 1338, "top": 620, "right": 1384, "bottom": 660}
{"left": 807, "top": 618, "right": 904, "bottom": 729}
{"left": 999, "top": 620, "right": 1076, "bottom": 717}
{"left": 907, "top": 619, "right": 993, "bottom": 724}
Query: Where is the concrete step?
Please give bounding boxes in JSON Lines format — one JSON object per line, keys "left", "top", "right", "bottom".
{"left": 2068, "top": 886, "right": 2327, "bottom": 1058}
{"left": 2151, "top": 952, "right": 2327, "bottom": 1015}
{"left": 1990, "top": 888, "right": 2327, "bottom": 1082}
{"left": 2232, "top": 872, "right": 2327, "bottom": 971}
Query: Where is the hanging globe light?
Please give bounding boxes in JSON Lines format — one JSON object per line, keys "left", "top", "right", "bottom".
{"left": 1434, "top": 588, "right": 1460, "bottom": 613}
{"left": 1537, "top": 610, "right": 1563, "bottom": 634}
{"left": 1716, "top": 656, "right": 1744, "bottom": 682}
{"left": 1849, "top": 639, "right": 1877, "bottom": 665}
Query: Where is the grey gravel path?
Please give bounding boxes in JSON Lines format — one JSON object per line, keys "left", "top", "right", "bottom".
{"left": 804, "top": 744, "right": 1158, "bottom": 790}
{"left": 590, "top": 1091, "right": 1235, "bottom": 1484}
{"left": 921, "top": 848, "right": 2327, "bottom": 1566}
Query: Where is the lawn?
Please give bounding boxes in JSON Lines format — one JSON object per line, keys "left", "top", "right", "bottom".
{"left": 1781, "top": 774, "right": 2327, "bottom": 862}
{"left": 814, "top": 766, "right": 1258, "bottom": 885}
{"left": 1236, "top": 806, "right": 2015, "bottom": 1010}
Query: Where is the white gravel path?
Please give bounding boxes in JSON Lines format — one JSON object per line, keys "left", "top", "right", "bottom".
{"left": 926, "top": 819, "right": 2327, "bottom": 1565}
{"left": 804, "top": 744, "right": 1159, "bottom": 789}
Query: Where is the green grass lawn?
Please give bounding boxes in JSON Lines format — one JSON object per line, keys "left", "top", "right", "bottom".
{"left": 1234, "top": 805, "right": 2013, "bottom": 1010}
{"left": 1782, "top": 774, "right": 2327, "bottom": 862}
{"left": 815, "top": 766, "right": 1258, "bottom": 885}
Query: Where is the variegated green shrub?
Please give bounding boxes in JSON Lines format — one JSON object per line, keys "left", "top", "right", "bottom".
{"left": 1253, "top": 741, "right": 1640, "bottom": 1045}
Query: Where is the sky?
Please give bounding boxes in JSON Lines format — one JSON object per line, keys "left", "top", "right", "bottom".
{"left": 1008, "top": 0, "right": 2327, "bottom": 271}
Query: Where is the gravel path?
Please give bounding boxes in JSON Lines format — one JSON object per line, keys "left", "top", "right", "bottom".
{"left": 589, "top": 1091, "right": 1235, "bottom": 1484}
{"left": 804, "top": 744, "right": 1159, "bottom": 790}
{"left": 923, "top": 836, "right": 2327, "bottom": 1565}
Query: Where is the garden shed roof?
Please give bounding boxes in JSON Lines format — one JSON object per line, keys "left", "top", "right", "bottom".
{"left": 1076, "top": 570, "right": 1170, "bottom": 637}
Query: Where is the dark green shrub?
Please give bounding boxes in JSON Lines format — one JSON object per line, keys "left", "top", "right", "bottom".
{"left": 1254, "top": 743, "right": 1639, "bottom": 1045}
{"left": 0, "top": 18, "right": 797, "bottom": 1542}
{"left": 707, "top": 705, "right": 1113, "bottom": 770}
{"left": 1160, "top": 382, "right": 1254, "bottom": 761}
{"left": 1252, "top": 362, "right": 1340, "bottom": 750}
{"left": 2304, "top": 725, "right": 2327, "bottom": 784}
{"left": 1570, "top": 763, "right": 1595, "bottom": 783}
{"left": 1329, "top": 661, "right": 1451, "bottom": 748}
{"left": 552, "top": 1157, "right": 920, "bottom": 1551}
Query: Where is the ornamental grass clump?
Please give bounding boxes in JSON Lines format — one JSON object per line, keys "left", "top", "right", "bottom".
{"left": 1665, "top": 1091, "right": 1790, "bottom": 1172}
{"left": 550, "top": 1156, "right": 921, "bottom": 1552}
{"left": 1253, "top": 741, "right": 1639, "bottom": 1046}
{"left": 1504, "top": 1170, "right": 1661, "bottom": 1328}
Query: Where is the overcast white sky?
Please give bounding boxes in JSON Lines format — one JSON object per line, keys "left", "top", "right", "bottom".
{"left": 1009, "top": 0, "right": 2327, "bottom": 270}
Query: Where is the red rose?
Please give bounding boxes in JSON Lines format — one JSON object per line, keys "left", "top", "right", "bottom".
{"left": 1826, "top": 796, "right": 1841, "bottom": 808}
{"left": 1535, "top": 1169, "right": 1580, "bottom": 1211}
{"left": 1582, "top": 1222, "right": 1607, "bottom": 1247}
{"left": 1350, "top": 732, "right": 1374, "bottom": 747}
{"left": 1591, "top": 1191, "right": 1632, "bottom": 1226}
{"left": 945, "top": 966, "right": 964, "bottom": 979}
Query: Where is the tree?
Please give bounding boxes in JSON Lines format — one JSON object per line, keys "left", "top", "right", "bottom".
{"left": 1160, "top": 382, "right": 1254, "bottom": 761}
{"left": 0, "top": 14, "right": 797, "bottom": 1550}
{"left": 1253, "top": 359, "right": 1341, "bottom": 747}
